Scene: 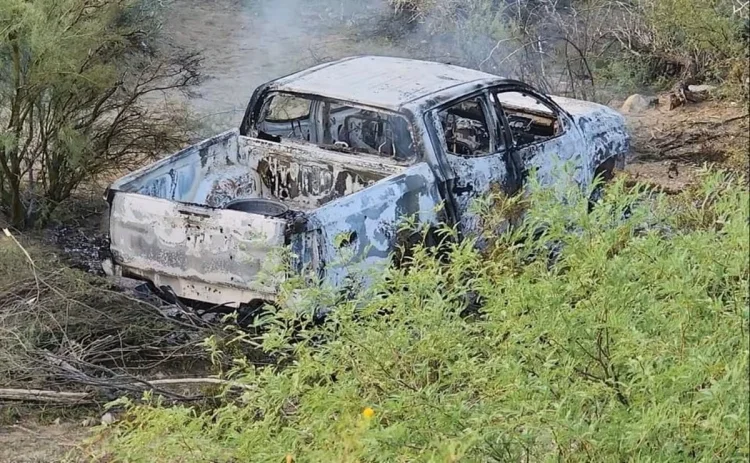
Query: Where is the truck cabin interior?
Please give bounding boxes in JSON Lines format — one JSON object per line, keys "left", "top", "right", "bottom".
{"left": 433, "top": 90, "right": 562, "bottom": 158}
{"left": 117, "top": 93, "right": 416, "bottom": 216}
{"left": 255, "top": 92, "right": 417, "bottom": 162}
{"left": 493, "top": 91, "right": 562, "bottom": 145}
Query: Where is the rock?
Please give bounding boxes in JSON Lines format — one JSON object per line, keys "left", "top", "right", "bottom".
{"left": 201, "top": 312, "right": 220, "bottom": 323}
{"left": 100, "top": 412, "right": 117, "bottom": 426}
{"left": 621, "top": 94, "right": 658, "bottom": 114}
{"left": 687, "top": 84, "right": 716, "bottom": 93}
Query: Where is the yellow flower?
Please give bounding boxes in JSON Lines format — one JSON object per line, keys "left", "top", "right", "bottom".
{"left": 362, "top": 407, "right": 375, "bottom": 419}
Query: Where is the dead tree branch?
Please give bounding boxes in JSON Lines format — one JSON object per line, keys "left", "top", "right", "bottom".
{"left": 0, "top": 388, "right": 93, "bottom": 404}
{"left": 0, "top": 378, "right": 253, "bottom": 405}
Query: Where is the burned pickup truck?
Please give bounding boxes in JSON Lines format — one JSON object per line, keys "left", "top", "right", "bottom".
{"left": 103, "top": 56, "right": 629, "bottom": 308}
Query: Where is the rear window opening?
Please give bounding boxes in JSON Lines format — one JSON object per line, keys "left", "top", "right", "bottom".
{"left": 256, "top": 93, "right": 416, "bottom": 162}
{"left": 257, "top": 93, "right": 313, "bottom": 143}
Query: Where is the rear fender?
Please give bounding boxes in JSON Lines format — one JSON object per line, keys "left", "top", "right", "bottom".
{"left": 292, "top": 162, "right": 444, "bottom": 290}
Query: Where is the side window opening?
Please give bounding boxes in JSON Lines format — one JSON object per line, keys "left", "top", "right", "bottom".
{"left": 257, "top": 93, "right": 313, "bottom": 142}
{"left": 437, "top": 96, "right": 494, "bottom": 158}
{"left": 492, "top": 91, "right": 562, "bottom": 147}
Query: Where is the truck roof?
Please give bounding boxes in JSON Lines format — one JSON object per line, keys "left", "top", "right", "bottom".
{"left": 270, "top": 56, "right": 500, "bottom": 112}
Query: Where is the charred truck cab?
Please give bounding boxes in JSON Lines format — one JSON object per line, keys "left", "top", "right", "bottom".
{"left": 103, "top": 56, "right": 629, "bottom": 308}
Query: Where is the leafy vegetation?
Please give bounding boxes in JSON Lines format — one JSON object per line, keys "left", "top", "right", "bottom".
{"left": 0, "top": 0, "right": 745, "bottom": 460}
{"left": 96, "top": 172, "right": 749, "bottom": 462}
{"left": 599, "top": 0, "right": 747, "bottom": 90}
{"left": 0, "top": 0, "right": 201, "bottom": 228}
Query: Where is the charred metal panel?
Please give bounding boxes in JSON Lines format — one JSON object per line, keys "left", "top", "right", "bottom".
{"left": 552, "top": 96, "right": 631, "bottom": 171}
{"left": 516, "top": 118, "right": 588, "bottom": 191}
{"left": 510, "top": 99, "right": 629, "bottom": 193}
{"left": 445, "top": 152, "right": 510, "bottom": 234}
{"left": 237, "top": 137, "right": 404, "bottom": 210}
{"left": 292, "top": 162, "right": 443, "bottom": 289}
{"left": 270, "top": 56, "right": 496, "bottom": 111}
{"left": 109, "top": 193, "right": 287, "bottom": 307}
{"left": 110, "top": 130, "right": 243, "bottom": 204}
{"left": 109, "top": 129, "right": 405, "bottom": 211}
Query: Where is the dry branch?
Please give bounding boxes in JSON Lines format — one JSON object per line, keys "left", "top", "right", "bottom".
{"left": 0, "top": 388, "right": 93, "bottom": 404}
{"left": 145, "top": 378, "right": 255, "bottom": 391}
{"left": 0, "top": 377, "right": 252, "bottom": 405}
{"left": 0, "top": 229, "right": 239, "bottom": 401}
{"left": 693, "top": 114, "right": 750, "bottom": 125}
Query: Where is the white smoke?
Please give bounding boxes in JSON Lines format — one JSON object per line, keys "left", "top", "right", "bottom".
{"left": 162, "top": 0, "right": 538, "bottom": 129}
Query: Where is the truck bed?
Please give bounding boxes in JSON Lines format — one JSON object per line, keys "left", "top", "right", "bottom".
{"left": 106, "top": 130, "right": 407, "bottom": 306}
{"left": 109, "top": 129, "right": 405, "bottom": 210}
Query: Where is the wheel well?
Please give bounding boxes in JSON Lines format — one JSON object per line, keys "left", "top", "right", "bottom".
{"left": 593, "top": 156, "right": 617, "bottom": 182}
{"left": 588, "top": 156, "right": 619, "bottom": 212}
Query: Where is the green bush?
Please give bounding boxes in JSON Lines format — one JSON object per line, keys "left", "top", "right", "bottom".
{"left": 97, "top": 172, "right": 749, "bottom": 462}
{"left": 0, "top": 0, "right": 201, "bottom": 228}
{"left": 595, "top": 0, "right": 747, "bottom": 89}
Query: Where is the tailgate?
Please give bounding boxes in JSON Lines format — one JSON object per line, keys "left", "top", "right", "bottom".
{"left": 108, "top": 193, "right": 287, "bottom": 306}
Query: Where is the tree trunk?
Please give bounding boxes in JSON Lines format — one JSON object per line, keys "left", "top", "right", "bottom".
{"left": 8, "top": 176, "right": 24, "bottom": 228}
{"left": 4, "top": 37, "right": 27, "bottom": 228}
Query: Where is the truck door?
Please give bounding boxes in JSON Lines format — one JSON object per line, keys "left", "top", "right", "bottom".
{"left": 489, "top": 86, "right": 588, "bottom": 192}
{"left": 428, "top": 92, "right": 521, "bottom": 236}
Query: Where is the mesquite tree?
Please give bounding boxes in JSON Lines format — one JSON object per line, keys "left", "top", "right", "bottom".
{"left": 0, "top": 0, "right": 202, "bottom": 228}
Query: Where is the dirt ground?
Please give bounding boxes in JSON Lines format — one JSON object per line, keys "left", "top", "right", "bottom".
{"left": 1, "top": 0, "right": 747, "bottom": 461}
{"left": 623, "top": 98, "right": 748, "bottom": 192}
{"left": 0, "top": 422, "right": 89, "bottom": 463}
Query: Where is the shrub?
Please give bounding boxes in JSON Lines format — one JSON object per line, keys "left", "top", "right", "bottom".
{"left": 0, "top": 0, "right": 201, "bottom": 228}
{"left": 602, "top": 0, "right": 747, "bottom": 86}
{"left": 383, "top": 0, "right": 748, "bottom": 100}
{"left": 96, "top": 172, "right": 749, "bottom": 462}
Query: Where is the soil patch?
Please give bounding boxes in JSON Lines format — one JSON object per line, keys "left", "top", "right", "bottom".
{"left": 624, "top": 99, "right": 748, "bottom": 191}
{"left": 0, "top": 422, "right": 89, "bottom": 463}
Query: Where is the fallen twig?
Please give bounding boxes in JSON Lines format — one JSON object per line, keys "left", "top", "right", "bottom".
{"left": 692, "top": 113, "right": 749, "bottom": 125}
{"left": 3, "top": 228, "right": 41, "bottom": 302}
{"left": 143, "top": 377, "right": 256, "bottom": 391}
